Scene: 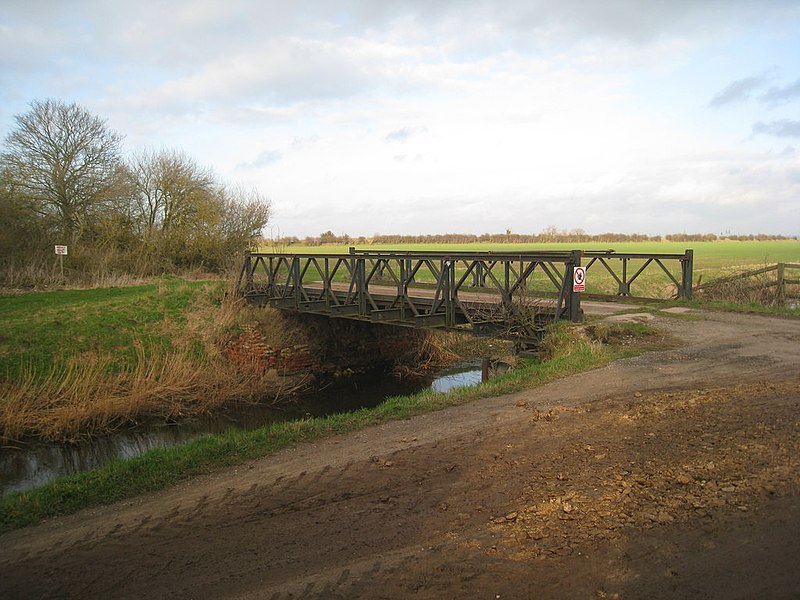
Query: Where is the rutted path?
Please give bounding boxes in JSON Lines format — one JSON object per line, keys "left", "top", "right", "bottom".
{"left": 1, "top": 309, "right": 799, "bottom": 599}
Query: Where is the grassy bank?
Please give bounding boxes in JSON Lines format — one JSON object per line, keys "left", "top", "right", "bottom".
{"left": 0, "top": 278, "right": 299, "bottom": 443}
{"left": 0, "top": 321, "right": 664, "bottom": 533}
{"left": 663, "top": 299, "right": 800, "bottom": 318}
{"left": 0, "top": 276, "right": 484, "bottom": 444}
{"left": 0, "top": 277, "right": 214, "bottom": 380}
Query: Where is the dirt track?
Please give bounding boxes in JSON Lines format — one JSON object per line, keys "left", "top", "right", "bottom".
{"left": 2, "top": 309, "right": 800, "bottom": 599}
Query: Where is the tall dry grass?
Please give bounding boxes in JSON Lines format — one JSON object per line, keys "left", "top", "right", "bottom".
{"left": 0, "top": 344, "right": 303, "bottom": 445}
{"left": 0, "top": 259, "right": 65, "bottom": 289}
{"left": 0, "top": 288, "right": 306, "bottom": 445}
{"left": 388, "top": 330, "right": 460, "bottom": 378}
{"left": 0, "top": 260, "right": 158, "bottom": 294}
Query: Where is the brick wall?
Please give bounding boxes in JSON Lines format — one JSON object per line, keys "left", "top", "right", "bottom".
{"left": 225, "top": 317, "right": 427, "bottom": 376}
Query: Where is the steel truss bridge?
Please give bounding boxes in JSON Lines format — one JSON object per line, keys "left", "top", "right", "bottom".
{"left": 238, "top": 249, "right": 693, "bottom": 349}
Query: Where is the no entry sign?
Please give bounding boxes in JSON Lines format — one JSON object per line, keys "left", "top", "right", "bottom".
{"left": 573, "top": 266, "right": 586, "bottom": 292}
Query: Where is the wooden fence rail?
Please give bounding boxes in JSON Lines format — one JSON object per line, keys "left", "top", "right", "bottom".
{"left": 695, "top": 263, "right": 800, "bottom": 305}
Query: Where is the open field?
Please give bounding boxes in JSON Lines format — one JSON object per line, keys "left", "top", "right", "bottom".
{"left": 264, "top": 240, "right": 800, "bottom": 271}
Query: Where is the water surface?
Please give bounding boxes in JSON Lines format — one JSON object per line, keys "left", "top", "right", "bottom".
{"left": 0, "top": 364, "right": 482, "bottom": 496}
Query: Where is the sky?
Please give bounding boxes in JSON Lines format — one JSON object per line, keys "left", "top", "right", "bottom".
{"left": 1, "top": 0, "right": 799, "bottom": 238}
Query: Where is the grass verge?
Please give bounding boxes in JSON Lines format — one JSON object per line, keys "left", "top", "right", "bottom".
{"left": 658, "top": 299, "right": 800, "bottom": 318}
{"left": 0, "top": 321, "right": 663, "bottom": 533}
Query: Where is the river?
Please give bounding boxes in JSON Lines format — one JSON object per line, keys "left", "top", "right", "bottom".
{"left": 0, "top": 363, "right": 483, "bottom": 496}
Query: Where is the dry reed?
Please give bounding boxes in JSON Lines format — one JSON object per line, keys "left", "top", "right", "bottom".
{"left": 0, "top": 288, "right": 308, "bottom": 444}
{"left": 389, "top": 331, "right": 460, "bottom": 378}
{"left": 0, "top": 347, "right": 303, "bottom": 444}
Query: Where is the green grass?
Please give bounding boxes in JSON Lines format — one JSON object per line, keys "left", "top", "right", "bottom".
{"left": 664, "top": 299, "right": 800, "bottom": 318}
{"left": 0, "top": 322, "right": 656, "bottom": 533}
{"left": 0, "top": 278, "right": 222, "bottom": 382}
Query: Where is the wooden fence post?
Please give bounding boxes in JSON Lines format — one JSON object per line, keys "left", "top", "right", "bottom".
{"left": 776, "top": 263, "right": 785, "bottom": 305}
{"left": 681, "top": 249, "right": 694, "bottom": 300}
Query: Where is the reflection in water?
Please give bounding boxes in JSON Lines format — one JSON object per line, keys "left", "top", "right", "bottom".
{"left": 1, "top": 364, "right": 482, "bottom": 496}
{"left": 430, "top": 368, "right": 483, "bottom": 393}
{"left": 1, "top": 427, "right": 202, "bottom": 496}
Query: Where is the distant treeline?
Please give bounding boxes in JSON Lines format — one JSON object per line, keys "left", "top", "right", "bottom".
{"left": 271, "top": 228, "right": 796, "bottom": 247}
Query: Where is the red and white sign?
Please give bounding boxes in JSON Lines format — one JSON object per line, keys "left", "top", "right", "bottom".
{"left": 573, "top": 266, "right": 586, "bottom": 292}
{"left": 54, "top": 245, "right": 68, "bottom": 256}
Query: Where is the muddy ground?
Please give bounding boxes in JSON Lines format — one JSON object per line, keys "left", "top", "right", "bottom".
{"left": 1, "top": 308, "right": 799, "bottom": 599}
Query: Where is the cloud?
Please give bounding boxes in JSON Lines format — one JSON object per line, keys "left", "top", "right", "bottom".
{"left": 106, "top": 34, "right": 446, "bottom": 121}
{"left": 240, "top": 149, "right": 283, "bottom": 169}
{"left": 752, "top": 119, "right": 800, "bottom": 138}
{"left": 709, "top": 73, "right": 800, "bottom": 111}
{"left": 708, "top": 75, "right": 769, "bottom": 108}
{"left": 759, "top": 78, "right": 800, "bottom": 107}
{"left": 124, "top": 37, "right": 373, "bottom": 112}
{"left": 385, "top": 126, "right": 427, "bottom": 142}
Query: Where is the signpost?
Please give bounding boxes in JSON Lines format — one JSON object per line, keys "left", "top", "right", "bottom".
{"left": 573, "top": 266, "right": 586, "bottom": 292}
{"left": 55, "top": 245, "right": 67, "bottom": 277}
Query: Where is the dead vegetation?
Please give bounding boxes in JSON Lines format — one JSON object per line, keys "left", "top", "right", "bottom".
{"left": 388, "top": 332, "right": 460, "bottom": 378}
{"left": 0, "top": 289, "right": 307, "bottom": 445}
{"left": 0, "top": 348, "right": 301, "bottom": 445}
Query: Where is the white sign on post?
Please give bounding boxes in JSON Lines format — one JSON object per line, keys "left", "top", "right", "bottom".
{"left": 55, "top": 245, "right": 68, "bottom": 277}
{"left": 573, "top": 266, "right": 586, "bottom": 292}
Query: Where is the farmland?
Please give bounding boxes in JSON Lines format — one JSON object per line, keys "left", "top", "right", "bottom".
{"left": 266, "top": 240, "right": 800, "bottom": 273}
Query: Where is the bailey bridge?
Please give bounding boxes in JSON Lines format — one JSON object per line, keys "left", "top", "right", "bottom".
{"left": 238, "top": 249, "right": 693, "bottom": 350}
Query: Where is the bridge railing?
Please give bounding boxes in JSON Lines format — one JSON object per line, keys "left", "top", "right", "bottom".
{"left": 581, "top": 249, "right": 693, "bottom": 299}
{"left": 238, "top": 249, "right": 693, "bottom": 344}
{"left": 238, "top": 250, "right": 584, "bottom": 338}
{"left": 346, "top": 248, "right": 694, "bottom": 301}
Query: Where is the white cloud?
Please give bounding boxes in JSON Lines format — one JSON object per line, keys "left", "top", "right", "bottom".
{"left": 239, "top": 149, "right": 283, "bottom": 169}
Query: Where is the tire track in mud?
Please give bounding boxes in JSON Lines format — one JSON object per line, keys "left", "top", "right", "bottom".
{"left": 1, "top": 437, "right": 483, "bottom": 599}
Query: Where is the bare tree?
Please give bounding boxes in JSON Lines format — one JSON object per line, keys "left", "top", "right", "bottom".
{"left": 126, "top": 148, "right": 216, "bottom": 237}
{"left": 126, "top": 150, "right": 270, "bottom": 269}
{"left": 1, "top": 99, "right": 123, "bottom": 241}
{"left": 220, "top": 184, "right": 271, "bottom": 250}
